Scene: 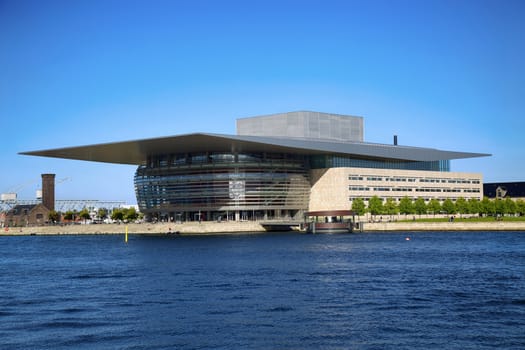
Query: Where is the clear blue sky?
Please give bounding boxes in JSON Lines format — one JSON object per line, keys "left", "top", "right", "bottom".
{"left": 1, "top": 0, "right": 524, "bottom": 204}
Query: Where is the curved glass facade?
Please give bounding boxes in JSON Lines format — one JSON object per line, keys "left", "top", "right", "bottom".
{"left": 134, "top": 152, "right": 310, "bottom": 221}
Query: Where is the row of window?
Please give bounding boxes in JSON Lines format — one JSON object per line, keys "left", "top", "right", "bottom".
{"left": 350, "top": 197, "right": 473, "bottom": 202}
{"left": 349, "top": 186, "right": 481, "bottom": 193}
{"left": 349, "top": 175, "right": 481, "bottom": 185}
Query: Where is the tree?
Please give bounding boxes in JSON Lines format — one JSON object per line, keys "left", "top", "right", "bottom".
{"left": 351, "top": 198, "right": 366, "bottom": 216}
{"left": 427, "top": 199, "right": 441, "bottom": 216}
{"left": 455, "top": 197, "right": 469, "bottom": 218}
{"left": 384, "top": 198, "right": 398, "bottom": 220}
{"left": 515, "top": 199, "right": 525, "bottom": 216}
{"left": 504, "top": 198, "right": 516, "bottom": 216}
{"left": 79, "top": 208, "right": 91, "bottom": 222}
{"left": 467, "top": 198, "right": 481, "bottom": 215}
{"left": 368, "top": 196, "right": 384, "bottom": 218}
{"left": 98, "top": 208, "right": 108, "bottom": 220}
{"left": 480, "top": 197, "right": 494, "bottom": 216}
{"left": 63, "top": 210, "right": 76, "bottom": 221}
{"left": 414, "top": 198, "right": 427, "bottom": 216}
{"left": 48, "top": 210, "right": 60, "bottom": 224}
{"left": 442, "top": 198, "right": 456, "bottom": 215}
{"left": 111, "top": 208, "right": 124, "bottom": 222}
{"left": 124, "top": 207, "right": 139, "bottom": 222}
{"left": 494, "top": 199, "right": 505, "bottom": 216}
{"left": 398, "top": 196, "right": 414, "bottom": 216}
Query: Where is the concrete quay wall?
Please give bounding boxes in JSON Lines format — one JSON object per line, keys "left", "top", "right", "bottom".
{"left": 2, "top": 221, "right": 525, "bottom": 236}
{"left": 2, "top": 221, "right": 267, "bottom": 236}
{"left": 363, "top": 221, "right": 525, "bottom": 232}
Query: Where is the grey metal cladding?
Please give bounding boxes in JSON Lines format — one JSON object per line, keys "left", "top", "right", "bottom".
{"left": 236, "top": 111, "right": 364, "bottom": 142}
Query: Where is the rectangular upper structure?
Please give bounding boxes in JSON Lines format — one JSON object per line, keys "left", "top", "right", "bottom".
{"left": 237, "top": 111, "right": 364, "bottom": 142}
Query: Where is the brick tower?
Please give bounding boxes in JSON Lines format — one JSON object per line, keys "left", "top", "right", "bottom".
{"left": 41, "top": 173, "right": 55, "bottom": 211}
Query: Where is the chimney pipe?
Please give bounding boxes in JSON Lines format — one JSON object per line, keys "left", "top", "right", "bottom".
{"left": 394, "top": 135, "right": 398, "bottom": 146}
{"left": 41, "top": 173, "right": 55, "bottom": 211}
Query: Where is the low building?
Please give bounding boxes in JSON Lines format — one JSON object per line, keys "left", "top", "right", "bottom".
{"left": 5, "top": 204, "right": 50, "bottom": 227}
{"left": 3, "top": 174, "right": 55, "bottom": 227}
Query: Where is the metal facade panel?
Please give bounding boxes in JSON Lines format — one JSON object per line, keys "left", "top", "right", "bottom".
{"left": 237, "top": 111, "right": 364, "bottom": 142}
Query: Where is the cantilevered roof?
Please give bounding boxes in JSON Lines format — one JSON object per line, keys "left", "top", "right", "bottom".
{"left": 20, "top": 133, "right": 490, "bottom": 165}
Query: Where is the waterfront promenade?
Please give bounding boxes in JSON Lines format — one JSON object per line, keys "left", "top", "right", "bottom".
{"left": 2, "top": 220, "right": 525, "bottom": 235}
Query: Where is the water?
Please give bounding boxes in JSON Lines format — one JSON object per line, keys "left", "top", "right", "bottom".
{"left": 1, "top": 231, "right": 524, "bottom": 349}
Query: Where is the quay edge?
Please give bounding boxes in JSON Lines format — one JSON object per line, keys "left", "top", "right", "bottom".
{"left": 1, "top": 221, "right": 525, "bottom": 236}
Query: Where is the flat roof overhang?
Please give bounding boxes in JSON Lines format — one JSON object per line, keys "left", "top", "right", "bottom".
{"left": 19, "top": 133, "right": 491, "bottom": 165}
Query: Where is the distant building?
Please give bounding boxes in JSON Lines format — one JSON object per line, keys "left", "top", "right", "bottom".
{"left": 483, "top": 182, "right": 525, "bottom": 200}
{"left": 4, "top": 174, "right": 55, "bottom": 227}
{"left": 5, "top": 204, "right": 50, "bottom": 227}
{"left": 21, "top": 111, "right": 490, "bottom": 222}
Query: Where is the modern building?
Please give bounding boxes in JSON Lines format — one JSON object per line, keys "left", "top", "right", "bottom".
{"left": 20, "top": 111, "right": 490, "bottom": 222}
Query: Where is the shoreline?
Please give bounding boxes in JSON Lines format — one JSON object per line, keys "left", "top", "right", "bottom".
{"left": 363, "top": 221, "right": 525, "bottom": 232}
{"left": 2, "top": 220, "right": 525, "bottom": 236}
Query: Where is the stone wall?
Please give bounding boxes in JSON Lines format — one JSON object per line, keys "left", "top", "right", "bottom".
{"left": 309, "top": 168, "right": 348, "bottom": 211}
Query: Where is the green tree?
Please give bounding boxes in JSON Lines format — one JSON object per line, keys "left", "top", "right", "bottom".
{"left": 63, "top": 210, "right": 76, "bottom": 221}
{"left": 442, "top": 198, "right": 456, "bottom": 215}
{"left": 480, "top": 197, "right": 494, "bottom": 216}
{"left": 384, "top": 198, "right": 398, "bottom": 220}
{"left": 467, "top": 198, "right": 481, "bottom": 215}
{"left": 98, "top": 208, "right": 108, "bottom": 220}
{"left": 494, "top": 199, "right": 505, "bottom": 216}
{"left": 414, "top": 198, "right": 427, "bottom": 216}
{"left": 111, "top": 208, "right": 124, "bottom": 222}
{"left": 504, "top": 198, "right": 516, "bottom": 216}
{"left": 515, "top": 199, "right": 525, "bottom": 216}
{"left": 368, "top": 196, "right": 384, "bottom": 218}
{"left": 398, "top": 196, "right": 414, "bottom": 216}
{"left": 124, "top": 207, "right": 139, "bottom": 222}
{"left": 48, "top": 210, "right": 60, "bottom": 224}
{"left": 79, "top": 208, "right": 91, "bottom": 222}
{"left": 351, "top": 198, "right": 366, "bottom": 216}
{"left": 455, "top": 197, "right": 469, "bottom": 218}
{"left": 427, "top": 199, "right": 441, "bottom": 216}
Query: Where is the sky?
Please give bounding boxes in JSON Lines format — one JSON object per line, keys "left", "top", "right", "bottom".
{"left": 1, "top": 0, "right": 524, "bottom": 204}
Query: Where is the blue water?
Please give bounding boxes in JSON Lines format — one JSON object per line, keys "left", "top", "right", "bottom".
{"left": 1, "top": 231, "right": 524, "bottom": 349}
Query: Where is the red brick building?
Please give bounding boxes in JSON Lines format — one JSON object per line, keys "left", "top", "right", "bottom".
{"left": 5, "top": 204, "right": 50, "bottom": 227}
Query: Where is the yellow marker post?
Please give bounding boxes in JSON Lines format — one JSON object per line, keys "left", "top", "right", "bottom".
{"left": 125, "top": 225, "right": 128, "bottom": 243}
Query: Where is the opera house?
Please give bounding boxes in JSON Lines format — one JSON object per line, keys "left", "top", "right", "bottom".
{"left": 21, "top": 111, "right": 490, "bottom": 222}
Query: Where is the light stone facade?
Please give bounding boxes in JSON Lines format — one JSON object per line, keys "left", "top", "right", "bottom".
{"left": 309, "top": 167, "right": 483, "bottom": 211}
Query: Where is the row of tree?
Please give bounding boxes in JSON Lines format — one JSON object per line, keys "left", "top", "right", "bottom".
{"left": 351, "top": 196, "right": 525, "bottom": 217}
{"left": 48, "top": 207, "right": 141, "bottom": 224}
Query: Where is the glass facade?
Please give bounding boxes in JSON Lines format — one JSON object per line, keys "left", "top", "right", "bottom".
{"left": 310, "top": 155, "right": 450, "bottom": 172}
{"left": 134, "top": 152, "right": 311, "bottom": 221}
{"left": 135, "top": 150, "right": 456, "bottom": 222}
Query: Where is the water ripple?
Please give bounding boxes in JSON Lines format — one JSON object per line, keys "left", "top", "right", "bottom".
{"left": 0, "top": 231, "right": 524, "bottom": 349}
